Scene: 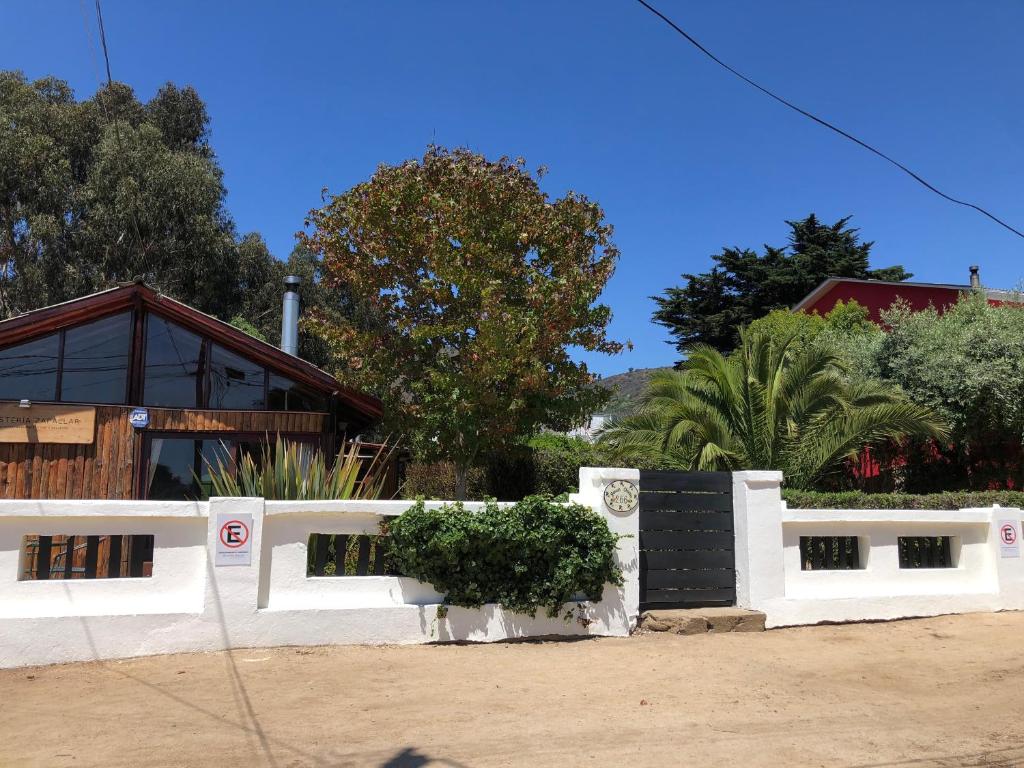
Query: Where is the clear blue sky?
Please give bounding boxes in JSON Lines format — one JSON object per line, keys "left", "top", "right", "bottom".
{"left": 4, "top": 1, "right": 1022, "bottom": 376}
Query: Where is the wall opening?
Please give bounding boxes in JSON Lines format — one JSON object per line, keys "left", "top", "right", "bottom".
{"left": 306, "top": 533, "right": 396, "bottom": 577}
{"left": 799, "top": 536, "right": 864, "bottom": 570}
{"left": 20, "top": 534, "right": 154, "bottom": 579}
{"left": 898, "top": 536, "right": 956, "bottom": 569}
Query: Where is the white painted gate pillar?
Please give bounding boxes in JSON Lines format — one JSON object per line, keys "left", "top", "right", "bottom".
{"left": 572, "top": 467, "right": 641, "bottom": 631}
{"left": 732, "top": 471, "right": 785, "bottom": 611}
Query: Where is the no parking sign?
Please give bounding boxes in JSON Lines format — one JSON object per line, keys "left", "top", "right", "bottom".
{"left": 215, "top": 513, "right": 253, "bottom": 566}
{"left": 999, "top": 519, "right": 1020, "bottom": 559}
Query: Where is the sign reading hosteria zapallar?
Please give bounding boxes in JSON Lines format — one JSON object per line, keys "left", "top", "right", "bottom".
{"left": 0, "top": 403, "right": 96, "bottom": 444}
{"left": 215, "top": 512, "right": 253, "bottom": 567}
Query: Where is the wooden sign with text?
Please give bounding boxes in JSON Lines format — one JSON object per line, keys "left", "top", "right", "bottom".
{"left": 0, "top": 403, "right": 97, "bottom": 444}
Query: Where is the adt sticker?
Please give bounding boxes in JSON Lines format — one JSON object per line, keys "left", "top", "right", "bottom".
{"left": 129, "top": 408, "right": 149, "bottom": 429}
{"left": 215, "top": 512, "right": 253, "bottom": 567}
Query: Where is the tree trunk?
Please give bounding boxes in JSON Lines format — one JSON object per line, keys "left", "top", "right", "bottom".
{"left": 454, "top": 464, "right": 468, "bottom": 501}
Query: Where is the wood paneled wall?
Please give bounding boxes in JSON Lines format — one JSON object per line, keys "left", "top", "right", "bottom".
{"left": 0, "top": 406, "right": 328, "bottom": 500}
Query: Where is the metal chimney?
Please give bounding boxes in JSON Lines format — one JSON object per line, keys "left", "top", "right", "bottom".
{"left": 280, "top": 275, "right": 300, "bottom": 356}
{"left": 969, "top": 265, "right": 981, "bottom": 289}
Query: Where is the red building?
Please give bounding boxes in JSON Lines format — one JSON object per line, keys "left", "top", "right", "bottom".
{"left": 792, "top": 266, "right": 1015, "bottom": 322}
{"left": 793, "top": 266, "right": 1021, "bottom": 491}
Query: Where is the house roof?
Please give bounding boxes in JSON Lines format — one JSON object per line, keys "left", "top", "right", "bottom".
{"left": 0, "top": 282, "right": 383, "bottom": 420}
{"left": 792, "top": 276, "right": 1017, "bottom": 314}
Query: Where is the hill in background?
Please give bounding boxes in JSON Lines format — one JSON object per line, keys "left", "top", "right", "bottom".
{"left": 597, "top": 367, "right": 671, "bottom": 416}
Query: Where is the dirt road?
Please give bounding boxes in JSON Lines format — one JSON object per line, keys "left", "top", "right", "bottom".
{"left": 2, "top": 612, "right": 1023, "bottom": 767}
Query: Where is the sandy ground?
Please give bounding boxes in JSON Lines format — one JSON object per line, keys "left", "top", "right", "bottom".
{"left": 2, "top": 612, "right": 1024, "bottom": 768}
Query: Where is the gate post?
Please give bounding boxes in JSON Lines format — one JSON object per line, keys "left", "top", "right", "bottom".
{"left": 573, "top": 467, "right": 641, "bottom": 632}
{"left": 732, "top": 471, "right": 785, "bottom": 612}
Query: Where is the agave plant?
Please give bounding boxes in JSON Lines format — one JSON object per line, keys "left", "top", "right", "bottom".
{"left": 203, "top": 435, "right": 394, "bottom": 500}
{"left": 598, "top": 328, "right": 949, "bottom": 489}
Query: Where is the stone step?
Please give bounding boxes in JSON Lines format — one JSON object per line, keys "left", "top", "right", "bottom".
{"left": 639, "top": 607, "right": 766, "bottom": 635}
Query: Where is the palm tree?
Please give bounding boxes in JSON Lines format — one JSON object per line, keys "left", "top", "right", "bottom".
{"left": 597, "top": 328, "right": 948, "bottom": 488}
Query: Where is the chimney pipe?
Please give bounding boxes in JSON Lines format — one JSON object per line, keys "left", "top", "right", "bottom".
{"left": 969, "top": 265, "right": 981, "bottom": 289}
{"left": 281, "top": 275, "right": 300, "bottom": 356}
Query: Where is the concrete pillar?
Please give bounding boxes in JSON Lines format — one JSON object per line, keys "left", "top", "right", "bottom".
{"left": 732, "top": 471, "right": 785, "bottom": 611}
{"left": 572, "top": 467, "right": 641, "bottom": 631}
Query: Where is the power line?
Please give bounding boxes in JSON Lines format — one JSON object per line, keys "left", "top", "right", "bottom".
{"left": 632, "top": 0, "right": 1024, "bottom": 240}
{"left": 81, "top": 0, "right": 150, "bottom": 270}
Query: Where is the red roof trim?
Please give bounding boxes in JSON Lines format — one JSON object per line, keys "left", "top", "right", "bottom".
{"left": 0, "top": 283, "right": 382, "bottom": 419}
{"left": 792, "top": 276, "right": 1011, "bottom": 314}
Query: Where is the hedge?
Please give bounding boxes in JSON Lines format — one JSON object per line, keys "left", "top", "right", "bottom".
{"left": 783, "top": 489, "right": 1024, "bottom": 510}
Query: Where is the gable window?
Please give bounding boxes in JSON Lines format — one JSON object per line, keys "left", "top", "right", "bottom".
{"left": 0, "top": 334, "right": 59, "bottom": 401}
{"left": 143, "top": 315, "right": 203, "bottom": 408}
{"left": 208, "top": 344, "right": 265, "bottom": 410}
{"left": 268, "top": 373, "right": 328, "bottom": 412}
{"left": 61, "top": 313, "right": 132, "bottom": 403}
{"left": 0, "top": 312, "right": 132, "bottom": 404}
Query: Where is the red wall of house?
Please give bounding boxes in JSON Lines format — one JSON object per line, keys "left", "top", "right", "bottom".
{"left": 803, "top": 283, "right": 964, "bottom": 322}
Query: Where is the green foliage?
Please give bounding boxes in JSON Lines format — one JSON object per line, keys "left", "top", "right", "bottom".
{"left": 228, "top": 315, "right": 268, "bottom": 342}
{"left": 598, "top": 328, "right": 948, "bottom": 489}
{"left": 301, "top": 146, "right": 625, "bottom": 497}
{"left": 784, "top": 488, "right": 1024, "bottom": 510}
{"left": 879, "top": 293, "right": 1024, "bottom": 442}
{"left": 746, "top": 301, "right": 884, "bottom": 381}
{"left": 527, "top": 434, "right": 602, "bottom": 496}
{"left": 387, "top": 496, "right": 623, "bottom": 618}
{"left": 401, "top": 461, "right": 488, "bottom": 500}
{"left": 204, "top": 436, "right": 393, "bottom": 500}
{"left": 652, "top": 214, "right": 910, "bottom": 355}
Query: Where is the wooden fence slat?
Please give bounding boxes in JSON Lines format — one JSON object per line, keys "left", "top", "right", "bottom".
{"left": 36, "top": 536, "right": 52, "bottom": 580}
{"left": 639, "top": 530, "right": 734, "bottom": 550}
{"left": 108, "top": 535, "right": 123, "bottom": 578}
{"left": 639, "top": 493, "right": 733, "bottom": 512}
{"left": 644, "top": 568, "right": 736, "bottom": 590}
{"left": 641, "top": 549, "right": 734, "bottom": 569}
{"left": 639, "top": 471, "right": 732, "bottom": 493}
{"left": 356, "top": 536, "right": 371, "bottom": 576}
{"left": 84, "top": 536, "right": 99, "bottom": 578}
{"left": 642, "top": 587, "right": 735, "bottom": 606}
{"left": 312, "top": 534, "right": 329, "bottom": 576}
{"left": 373, "top": 540, "right": 387, "bottom": 575}
{"left": 638, "top": 510, "right": 733, "bottom": 531}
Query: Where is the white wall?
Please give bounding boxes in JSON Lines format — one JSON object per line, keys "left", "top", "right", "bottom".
{"left": 732, "top": 472, "right": 1024, "bottom": 628}
{"left": 0, "top": 469, "right": 640, "bottom": 669}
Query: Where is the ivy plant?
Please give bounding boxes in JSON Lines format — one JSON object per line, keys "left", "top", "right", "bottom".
{"left": 386, "top": 495, "right": 622, "bottom": 619}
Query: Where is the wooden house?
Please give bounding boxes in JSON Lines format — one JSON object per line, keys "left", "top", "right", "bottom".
{"left": 0, "top": 281, "right": 384, "bottom": 503}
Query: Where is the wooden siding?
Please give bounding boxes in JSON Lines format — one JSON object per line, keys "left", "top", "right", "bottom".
{"left": 0, "top": 405, "right": 328, "bottom": 500}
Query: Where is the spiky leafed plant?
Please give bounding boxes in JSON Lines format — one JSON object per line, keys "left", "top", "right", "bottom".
{"left": 203, "top": 435, "right": 394, "bottom": 500}
{"left": 597, "top": 328, "right": 948, "bottom": 488}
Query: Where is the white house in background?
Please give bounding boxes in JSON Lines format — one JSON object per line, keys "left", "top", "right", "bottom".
{"left": 567, "top": 413, "right": 609, "bottom": 442}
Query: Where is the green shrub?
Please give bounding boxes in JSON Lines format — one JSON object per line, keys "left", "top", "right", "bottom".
{"left": 401, "top": 461, "right": 488, "bottom": 500}
{"left": 387, "top": 495, "right": 623, "bottom": 618}
{"left": 527, "top": 434, "right": 601, "bottom": 496}
{"left": 783, "top": 488, "right": 1024, "bottom": 510}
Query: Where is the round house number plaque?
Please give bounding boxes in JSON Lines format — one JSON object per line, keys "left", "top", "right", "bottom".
{"left": 603, "top": 479, "right": 639, "bottom": 513}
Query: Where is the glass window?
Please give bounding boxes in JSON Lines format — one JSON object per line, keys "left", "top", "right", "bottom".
{"left": 0, "top": 333, "right": 59, "bottom": 401}
{"left": 208, "top": 344, "right": 265, "bottom": 410}
{"left": 145, "top": 438, "right": 234, "bottom": 501}
{"left": 268, "top": 373, "right": 328, "bottom": 413}
{"left": 60, "top": 313, "right": 131, "bottom": 404}
{"left": 143, "top": 315, "right": 203, "bottom": 408}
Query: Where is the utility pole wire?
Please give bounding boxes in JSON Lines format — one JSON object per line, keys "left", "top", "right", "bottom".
{"left": 90, "top": 0, "right": 150, "bottom": 274}
{"left": 632, "top": 0, "right": 1024, "bottom": 240}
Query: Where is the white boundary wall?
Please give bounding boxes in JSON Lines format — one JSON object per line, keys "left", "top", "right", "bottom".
{"left": 0, "top": 467, "right": 639, "bottom": 669}
{"left": 732, "top": 471, "right": 1024, "bottom": 627}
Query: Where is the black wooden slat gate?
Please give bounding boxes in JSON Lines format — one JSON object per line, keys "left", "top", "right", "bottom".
{"left": 639, "top": 471, "right": 735, "bottom": 609}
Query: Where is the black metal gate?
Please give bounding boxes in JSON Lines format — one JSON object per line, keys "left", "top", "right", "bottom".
{"left": 639, "top": 471, "right": 735, "bottom": 609}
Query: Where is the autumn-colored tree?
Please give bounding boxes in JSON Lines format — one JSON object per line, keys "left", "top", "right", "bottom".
{"left": 302, "top": 146, "right": 624, "bottom": 498}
